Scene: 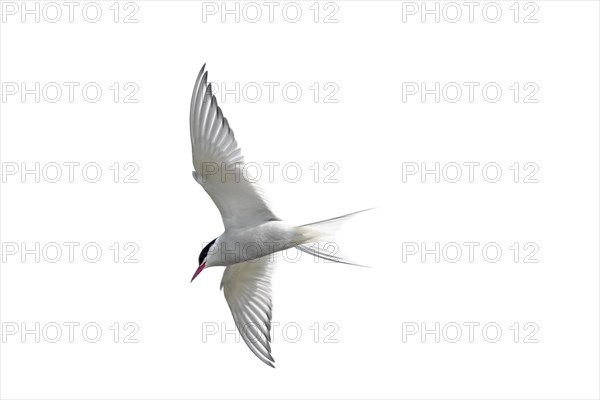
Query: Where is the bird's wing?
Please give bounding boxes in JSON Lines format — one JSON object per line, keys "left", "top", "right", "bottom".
{"left": 190, "top": 65, "right": 278, "bottom": 230}
{"left": 220, "top": 255, "right": 275, "bottom": 367}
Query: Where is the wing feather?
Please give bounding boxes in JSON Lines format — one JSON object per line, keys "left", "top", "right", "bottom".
{"left": 190, "top": 65, "right": 277, "bottom": 230}
{"left": 221, "top": 256, "right": 275, "bottom": 367}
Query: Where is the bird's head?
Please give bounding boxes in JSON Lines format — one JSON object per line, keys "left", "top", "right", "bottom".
{"left": 191, "top": 237, "right": 217, "bottom": 282}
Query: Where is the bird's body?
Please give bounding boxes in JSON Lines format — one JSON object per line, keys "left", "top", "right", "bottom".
{"left": 206, "top": 221, "right": 317, "bottom": 267}
{"left": 189, "top": 64, "right": 368, "bottom": 367}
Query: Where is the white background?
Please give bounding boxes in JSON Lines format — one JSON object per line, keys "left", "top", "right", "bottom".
{"left": 1, "top": 1, "right": 599, "bottom": 399}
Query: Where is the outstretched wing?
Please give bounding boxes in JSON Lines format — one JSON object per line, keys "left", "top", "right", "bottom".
{"left": 220, "top": 255, "right": 275, "bottom": 367}
{"left": 190, "top": 65, "right": 277, "bottom": 230}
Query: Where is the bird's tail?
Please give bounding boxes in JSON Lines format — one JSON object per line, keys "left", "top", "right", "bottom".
{"left": 295, "top": 208, "right": 373, "bottom": 267}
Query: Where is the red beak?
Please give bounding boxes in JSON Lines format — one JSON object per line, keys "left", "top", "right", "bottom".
{"left": 191, "top": 262, "right": 206, "bottom": 282}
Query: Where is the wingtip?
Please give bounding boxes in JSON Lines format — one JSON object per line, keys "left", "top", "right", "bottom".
{"left": 196, "top": 64, "right": 208, "bottom": 87}
{"left": 197, "top": 64, "right": 206, "bottom": 80}
{"left": 200, "top": 69, "right": 208, "bottom": 90}
{"left": 265, "top": 357, "right": 276, "bottom": 368}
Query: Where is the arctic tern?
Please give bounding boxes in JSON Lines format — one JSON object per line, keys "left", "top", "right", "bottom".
{"left": 189, "top": 65, "right": 369, "bottom": 367}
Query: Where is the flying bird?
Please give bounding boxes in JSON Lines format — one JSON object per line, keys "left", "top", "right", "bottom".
{"left": 189, "top": 65, "right": 369, "bottom": 367}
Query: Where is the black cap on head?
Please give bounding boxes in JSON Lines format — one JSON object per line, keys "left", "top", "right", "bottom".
{"left": 198, "top": 237, "right": 217, "bottom": 266}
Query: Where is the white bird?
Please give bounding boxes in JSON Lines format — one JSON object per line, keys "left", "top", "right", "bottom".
{"left": 189, "top": 65, "right": 369, "bottom": 367}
